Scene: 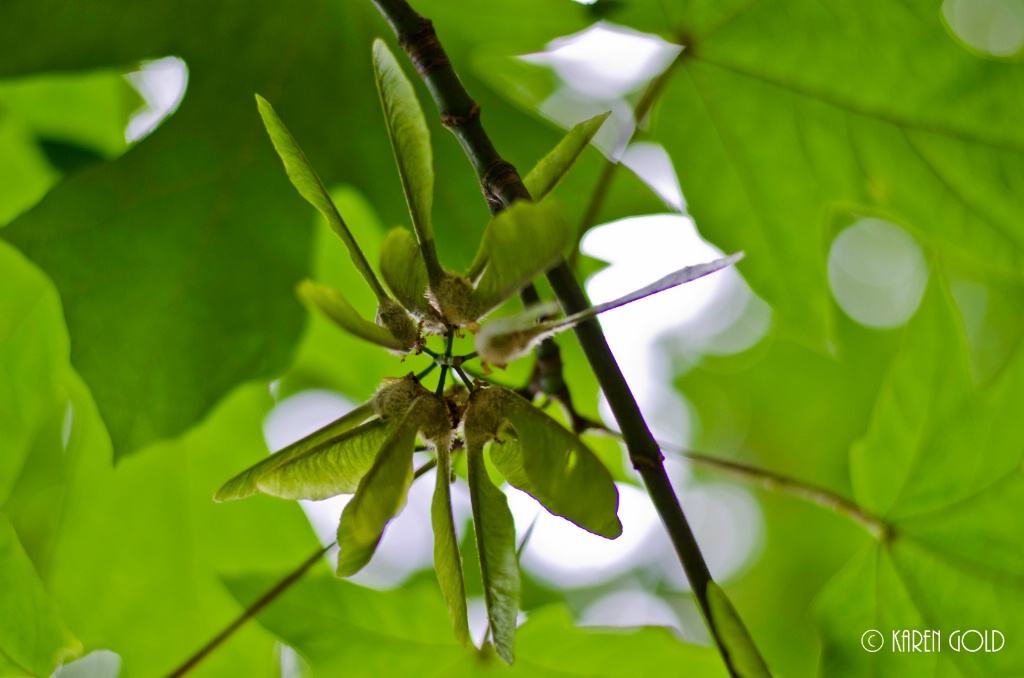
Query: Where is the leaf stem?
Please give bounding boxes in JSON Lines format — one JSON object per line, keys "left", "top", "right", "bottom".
{"left": 452, "top": 351, "right": 477, "bottom": 366}
{"left": 370, "top": 2, "right": 754, "bottom": 673}
{"left": 454, "top": 364, "right": 475, "bottom": 391}
{"left": 426, "top": 350, "right": 477, "bottom": 367}
{"left": 435, "top": 327, "right": 454, "bottom": 396}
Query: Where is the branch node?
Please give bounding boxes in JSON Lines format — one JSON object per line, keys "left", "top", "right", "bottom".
{"left": 398, "top": 18, "right": 450, "bottom": 77}
{"left": 440, "top": 102, "right": 480, "bottom": 128}
{"left": 629, "top": 453, "right": 663, "bottom": 471}
{"left": 482, "top": 159, "right": 529, "bottom": 205}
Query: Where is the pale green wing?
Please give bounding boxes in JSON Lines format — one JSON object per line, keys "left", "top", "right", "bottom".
{"left": 489, "top": 387, "right": 621, "bottom": 538}
{"left": 215, "top": 401, "right": 376, "bottom": 502}
{"left": 372, "top": 40, "right": 444, "bottom": 286}
{"left": 298, "top": 280, "right": 413, "bottom": 352}
{"left": 475, "top": 253, "right": 744, "bottom": 364}
{"left": 467, "top": 201, "right": 570, "bottom": 317}
{"left": 523, "top": 112, "right": 610, "bottom": 201}
{"left": 707, "top": 582, "right": 772, "bottom": 678}
{"left": 431, "top": 433, "right": 471, "bottom": 646}
{"left": 380, "top": 226, "right": 433, "bottom": 318}
{"left": 466, "top": 429, "right": 520, "bottom": 665}
{"left": 336, "top": 396, "right": 446, "bottom": 576}
{"left": 255, "top": 418, "right": 393, "bottom": 500}
{"left": 256, "top": 95, "right": 388, "bottom": 302}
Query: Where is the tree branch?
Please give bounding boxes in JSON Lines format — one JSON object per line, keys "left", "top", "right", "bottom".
{"left": 371, "top": 2, "right": 758, "bottom": 673}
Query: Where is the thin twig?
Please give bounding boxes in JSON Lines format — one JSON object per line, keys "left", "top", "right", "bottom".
{"left": 587, "top": 425, "right": 888, "bottom": 539}
{"left": 166, "top": 544, "right": 331, "bottom": 677}
{"left": 682, "top": 452, "right": 890, "bottom": 540}
{"left": 370, "top": 3, "right": 752, "bottom": 673}
{"left": 413, "top": 456, "right": 438, "bottom": 480}
{"left": 453, "top": 365, "right": 476, "bottom": 391}
{"left": 435, "top": 327, "right": 454, "bottom": 395}
{"left": 166, "top": 458, "right": 440, "bottom": 676}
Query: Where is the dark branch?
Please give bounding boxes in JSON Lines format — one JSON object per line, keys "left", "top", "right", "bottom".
{"left": 375, "top": 9, "right": 526, "bottom": 212}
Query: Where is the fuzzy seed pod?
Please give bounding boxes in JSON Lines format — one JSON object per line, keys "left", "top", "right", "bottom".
{"left": 372, "top": 375, "right": 451, "bottom": 448}
{"left": 376, "top": 298, "right": 420, "bottom": 352}
{"left": 475, "top": 327, "right": 548, "bottom": 367}
{"left": 372, "top": 374, "right": 430, "bottom": 421}
{"left": 416, "top": 395, "right": 453, "bottom": 447}
{"left": 427, "top": 271, "right": 477, "bottom": 327}
{"left": 464, "top": 385, "right": 517, "bottom": 441}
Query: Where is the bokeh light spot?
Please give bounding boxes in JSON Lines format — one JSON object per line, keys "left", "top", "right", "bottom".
{"left": 124, "top": 56, "right": 188, "bottom": 142}
{"left": 509, "top": 483, "right": 659, "bottom": 588}
{"left": 523, "top": 23, "right": 680, "bottom": 100}
{"left": 942, "top": 0, "right": 1024, "bottom": 58}
{"left": 579, "top": 589, "right": 682, "bottom": 632}
{"left": 827, "top": 218, "right": 928, "bottom": 329}
{"left": 52, "top": 650, "right": 121, "bottom": 678}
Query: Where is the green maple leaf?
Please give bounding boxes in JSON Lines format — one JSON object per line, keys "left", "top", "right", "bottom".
{"left": 816, "top": 279, "right": 1024, "bottom": 676}
{"left": 0, "top": 0, "right": 650, "bottom": 460}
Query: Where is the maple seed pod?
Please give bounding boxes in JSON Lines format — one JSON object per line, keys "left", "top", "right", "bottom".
{"left": 464, "top": 385, "right": 515, "bottom": 439}
{"left": 376, "top": 298, "right": 419, "bottom": 351}
{"left": 428, "top": 271, "right": 476, "bottom": 326}
{"left": 372, "top": 374, "right": 431, "bottom": 421}
{"left": 476, "top": 327, "right": 545, "bottom": 367}
{"left": 418, "top": 395, "right": 454, "bottom": 447}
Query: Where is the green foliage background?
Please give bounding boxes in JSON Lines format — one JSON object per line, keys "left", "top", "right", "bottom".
{"left": 1, "top": 0, "right": 1021, "bottom": 676}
